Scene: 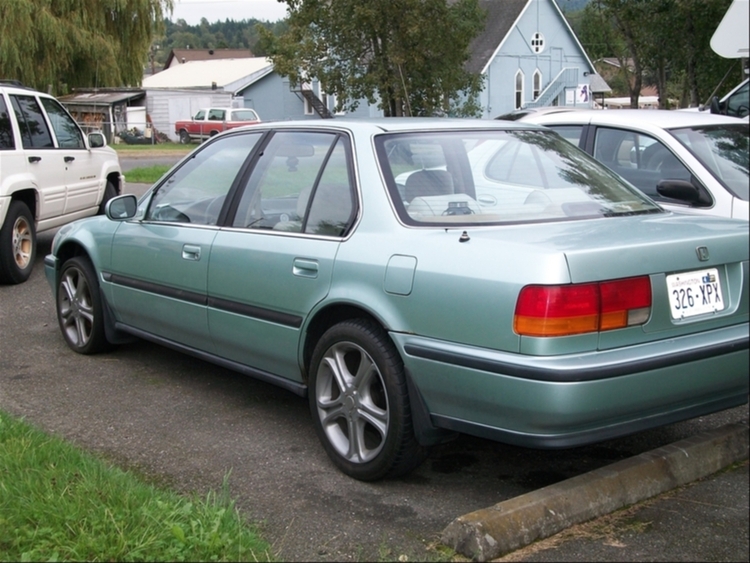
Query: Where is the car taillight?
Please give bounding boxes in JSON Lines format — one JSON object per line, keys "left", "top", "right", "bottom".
{"left": 514, "top": 276, "right": 651, "bottom": 337}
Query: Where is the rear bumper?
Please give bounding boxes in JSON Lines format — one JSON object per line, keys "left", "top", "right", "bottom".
{"left": 393, "top": 324, "right": 749, "bottom": 447}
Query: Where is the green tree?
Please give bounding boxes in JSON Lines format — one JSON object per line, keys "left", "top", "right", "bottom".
{"left": 0, "top": 0, "right": 173, "bottom": 93}
{"left": 259, "top": 0, "right": 485, "bottom": 117}
{"left": 574, "top": 0, "right": 734, "bottom": 108}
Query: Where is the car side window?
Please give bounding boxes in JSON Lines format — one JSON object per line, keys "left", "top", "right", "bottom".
{"left": 10, "top": 95, "right": 54, "bottom": 149}
{"left": 40, "top": 98, "right": 85, "bottom": 149}
{"left": 194, "top": 110, "right": 206, "bottom": 120}
{"left": 593, "top": 127, "right": 692, "bottom": 199}
{"left": 208, "top": 109, "right": 224, "bottom": 121}
{"left": 145, "top": 132, "right": 262, "bottom": 225}
{"left": 0, "top": 96, "right": 14, "bottom": 150}
{"left": 546, "top": 125, "right": 584, "bottom": 147}
{"left": 232, "top": 131, "right": 355, "bottom": 236}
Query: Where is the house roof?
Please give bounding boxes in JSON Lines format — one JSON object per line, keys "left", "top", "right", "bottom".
{"left": 58, "top": 89, "right": 145, "bottom": 105}
{"left": 465, "top": 0, "right": 595, "bottom": 75}
{"left": 466, "top": 0, "right": 529, "bottom": 74}
{"left": 588, "top": 73, "right": 612, "bottom": 93}
{"left": 142, "top": 57, "right": 274, "bottom": 92}
{"left": 164, "top": 48, "right": 253, "bottom": 68}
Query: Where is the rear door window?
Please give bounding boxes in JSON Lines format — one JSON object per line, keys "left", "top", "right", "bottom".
{"left": 10, "top": 95, "right": 54, "bottom": 149}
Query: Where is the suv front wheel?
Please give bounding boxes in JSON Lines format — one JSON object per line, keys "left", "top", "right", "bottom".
{"left": 0, "top": 200, "right": 36, "bottom": 284}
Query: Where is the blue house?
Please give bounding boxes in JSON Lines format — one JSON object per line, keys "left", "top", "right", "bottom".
{"left": 468, "top": 0, "right": 605, "bottom": 118}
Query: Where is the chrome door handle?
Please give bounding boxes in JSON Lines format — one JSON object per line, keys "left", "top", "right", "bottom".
{"left": 293, "top": 258, "right": 319, "bottom": 278}
{"left": 182, "top": 244, "right": 201, "bottom": 261}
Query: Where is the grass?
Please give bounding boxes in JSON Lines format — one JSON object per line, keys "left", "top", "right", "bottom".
{"left": 124, "top": 164, "right": 172, "bottom": 184}
{"left": 0, "top": 410, "right": 273, "bottom": 562}
{"left": 114, "top": 142, "right": 192, "bottom": 154}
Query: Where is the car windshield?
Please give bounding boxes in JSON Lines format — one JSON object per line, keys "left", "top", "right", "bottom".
{"left": 376, "top": 129, "right": 661, "bottom": 226}
{"left": 668, "top": 124, "right": 749, "bottom": 201}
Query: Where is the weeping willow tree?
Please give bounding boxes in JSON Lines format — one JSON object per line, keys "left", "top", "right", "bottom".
{"left": 0, "top": 0, "right": 173, "bottom": 92}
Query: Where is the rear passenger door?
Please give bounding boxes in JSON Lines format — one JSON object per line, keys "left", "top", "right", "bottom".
{"left": 207, "top": 130, "right": 356, "bottom": 382}
{"left": 10, "top": 94, "right": 67, "bottom": 219}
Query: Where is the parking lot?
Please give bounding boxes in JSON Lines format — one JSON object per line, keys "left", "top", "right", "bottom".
{"left": 0, "top": 216, "right": 746, "bottom": 561}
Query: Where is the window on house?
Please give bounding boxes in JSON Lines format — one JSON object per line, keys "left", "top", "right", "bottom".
{"left": 533, "top": 70, "right": 542, "bottom": 100}
{"left": 515, "top": 71, "right": 524, "bottom": 110}
{"left": 531, "top": 32, "right": 545, "bottom": 54}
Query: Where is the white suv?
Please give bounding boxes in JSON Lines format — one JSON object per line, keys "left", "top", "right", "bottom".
{"left": 0, "top": 81, "right": 123, "bottom": 284}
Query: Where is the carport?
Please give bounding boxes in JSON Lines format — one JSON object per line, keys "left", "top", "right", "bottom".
{"left": 59, "top": 89, "right": 146, "bottom": 144}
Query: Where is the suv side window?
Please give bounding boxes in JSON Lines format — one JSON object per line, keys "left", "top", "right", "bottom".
{"left": 10, "top": 95, "right": 54, "bottom": 148}
{"left": 40, "top": 97, "right": 85, "bottom": 148}
{"left": 208, "top": 109, "right": 225, "bottom": 121}
{"left": 146, "top": 132, "right": 263, "bottom": 225}
{"left": 0, "top": 96, "right": 14, "bottom": 150}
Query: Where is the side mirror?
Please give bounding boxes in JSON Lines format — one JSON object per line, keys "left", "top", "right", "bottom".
{"left": 657, "top": 179, "right": 712, "bottom": 206}
{"left": 88, "top": 131, "right": 107, "bottom": 148}
{"left": 709, "top": 96, "right": 721, "bottom": 114}
{"left": 106, "top": 194, "right": 138, "bottom": 220}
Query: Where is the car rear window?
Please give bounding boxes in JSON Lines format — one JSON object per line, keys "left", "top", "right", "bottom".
{"left": 376, "top": 129, "right": 661, "bottom": 226}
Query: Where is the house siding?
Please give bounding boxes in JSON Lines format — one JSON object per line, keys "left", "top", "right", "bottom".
{"left": 478, "top": 0, "right": 594, "bottom": 118}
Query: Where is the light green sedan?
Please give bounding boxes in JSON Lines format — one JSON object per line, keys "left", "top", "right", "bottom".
{"left": 45, "top": 119, "right": 749, "bottom": 481}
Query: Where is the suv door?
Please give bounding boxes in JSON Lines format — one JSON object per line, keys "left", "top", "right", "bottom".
{"left": 39, "top": 97, "right": 102, "bottom": 215}
{"left": 10, "top": 94, "right": 67, "bottom": 219}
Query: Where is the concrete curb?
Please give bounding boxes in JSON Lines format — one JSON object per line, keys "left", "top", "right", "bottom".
{"left": 441, "top": 421, "right": 749, "bottom": 561}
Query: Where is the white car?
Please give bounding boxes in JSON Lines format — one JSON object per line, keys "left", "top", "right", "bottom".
{"left": 0, "top": 81, "right": 123, "bottom": 284}
{"left": 514, "top": 109, "right": 749, "bottom": 220}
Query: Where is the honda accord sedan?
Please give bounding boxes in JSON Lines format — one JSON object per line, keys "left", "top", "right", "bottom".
{"left": 45, "top": 119, "right": 749, "bottom": 480}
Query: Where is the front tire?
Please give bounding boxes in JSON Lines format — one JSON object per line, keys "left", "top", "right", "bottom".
{"left": 309, "top": 318, "right": 426, "bottom": 480}
{"left": 0, "top": 200, "right": 35, "bottom": 284}
{"left": 56, "top": 257, "right": 111, "bottom": 354}
{"left": 98, "top": 180, "right": 118, "bottom": 215}
{"left": 179, "top": 130, "right": 190, "bottom": 144}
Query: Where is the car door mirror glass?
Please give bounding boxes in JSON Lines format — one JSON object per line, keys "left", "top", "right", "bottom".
{"left": 106, "top": 194, "right": 138, "bottom": 220}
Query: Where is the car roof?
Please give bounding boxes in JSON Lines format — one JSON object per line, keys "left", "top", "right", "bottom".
{"left": 519, "top": 108, "right": 745, "bottom": 129}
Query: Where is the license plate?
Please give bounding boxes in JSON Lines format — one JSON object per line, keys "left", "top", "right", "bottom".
{"left": 666, "top": 268, "right": 724, "bottom": 319}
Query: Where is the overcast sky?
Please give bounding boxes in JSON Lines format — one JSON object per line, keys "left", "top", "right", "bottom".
{"left": 169, "top": 0, "right": 288, "bottom": 24}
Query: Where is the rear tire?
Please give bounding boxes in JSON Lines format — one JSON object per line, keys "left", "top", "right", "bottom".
{"left": 309, "top": 318, "right": 426, "bottom": 480}
{"left": 0, "top": 200, "right": 35, "bottom": 284}
{"left": 56, "top": 256, "right": 111, "bottom": 354}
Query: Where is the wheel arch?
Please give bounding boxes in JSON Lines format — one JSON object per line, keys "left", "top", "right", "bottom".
{"left": 53, "top": 240, "right": 132, "bottom": 345}
{"left": 301, "top": 302, "right": 455, "bottom": 447}
{"left": 8, "top": 188, "right": 38, "bottom": 222}
{"left": 301, "top": 303, "right": 384, "bottom": 383}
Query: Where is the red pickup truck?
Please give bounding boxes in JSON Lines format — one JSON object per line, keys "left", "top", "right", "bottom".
{"left": 175, "top": 108, "right": 261, "bottom": 143}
